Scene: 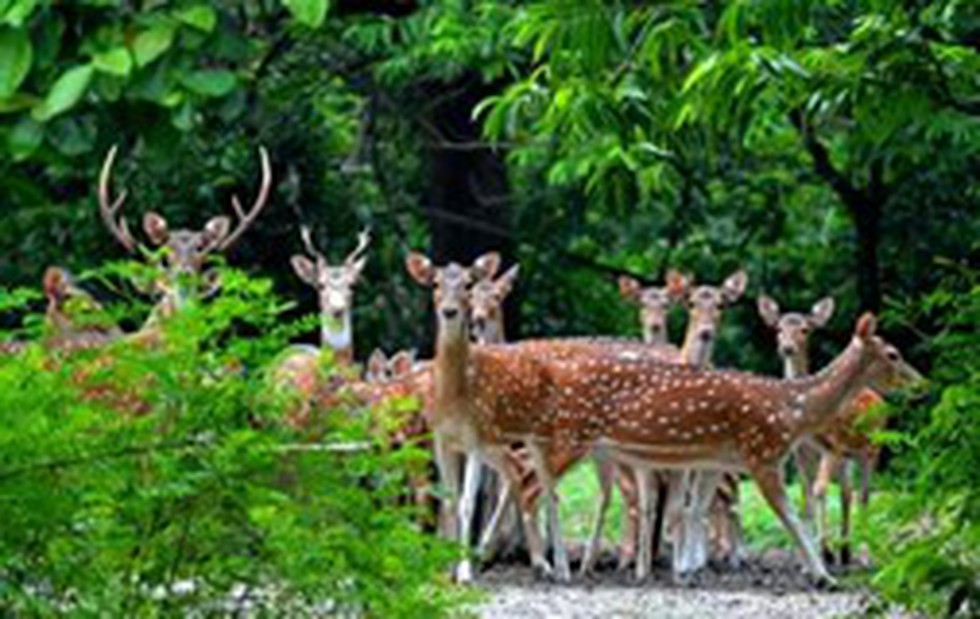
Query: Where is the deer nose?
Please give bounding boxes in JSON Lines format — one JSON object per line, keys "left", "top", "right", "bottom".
{"left": 698, "top": 329, "right": 714, "bottom": 343}
{"left": 780, "top": 343, "right": 796, "bottom": 357}
{"left": 442, "top": 308, "right": 460, "bottom": 320}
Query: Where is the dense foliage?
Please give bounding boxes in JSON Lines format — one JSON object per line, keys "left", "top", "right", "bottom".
{"left": 0, "top": 267, "right": 457, "bottom": 616}
{"left": 0, "top": 0, "right": 976, "bottom": 614}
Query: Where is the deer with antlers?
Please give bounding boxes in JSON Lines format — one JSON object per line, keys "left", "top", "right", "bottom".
{"left": 758, "top": 294, "right": 885, "bottom": 565}
{"left": 98, "top": 145, "right": 272, "bottom": 326}
{"left": 272, "top": 227, "right": 371, "bottom": 427}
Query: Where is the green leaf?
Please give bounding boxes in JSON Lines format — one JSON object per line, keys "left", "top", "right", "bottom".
{"left": 92, "top": 47, "right": 132, "bottom": 77}
{"left": 179, "top": 69, "right": 236, "bottom": 97}
{"left": 0, "top": 92, "right": 36, "bottom": 114}
{"left": 8, "top": 115, "right": 42, "bottom": 160}
{"left": 31, "top": 64, "right": 93, "bottom": 122}
{"left": 0, "top": 26, "right": 32, "bottom": 98}
{"left": 175, "top": 5, "right": 217, "bottom": 33}
{"left": 282, "top": 0, "right": 328, "bottom": 28}
{"left": 133, "top": 24, "right": 175, "bottom": 67}
{"left": 1, "top": 0, "right": 37, "bottom": 27}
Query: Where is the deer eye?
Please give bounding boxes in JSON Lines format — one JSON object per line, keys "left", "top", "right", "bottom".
{"left": 886, "top": 349, "right": 900, "bottom": 362}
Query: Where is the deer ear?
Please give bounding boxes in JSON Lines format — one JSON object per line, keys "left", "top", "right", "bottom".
{"left": 405, "top": 252, "right": 435, "bottom": 285}
{"left": 366, "top": 349, "right": 387, "bottom": 379}
{"left": 495, "top": 264, "right": 520, "bottom": 298}
{"left": 722, "top": 270, "right": 748, "bottom": 303}
{"left": 855, "top": 312, "right": 877, "bottom": 341}
{"left": 389, "top": 350, "right": 415, "bottom": 376}
{"left": 666, "top": 270, "right": 690, "bottom": 301}
{"left": 618, "top": 276, "right": 642, "bottom": 302}
{"left": 43, "top": 267, "right": 66, "bottom": 299}
{"left": 202, "top": 216, "right": 231, "bottom": 247}
{"left": 810, "top": 297, "right": 835, "bottom": 328}
{"left": 471, "top": 252, "right": 501, "bottom": 280}
{"left": 143, "top": 212, "right": 169, "bottom": 245}
{"left": 757, "top": 295, "right": 780, "bottom": 327}
{"left": 290, "top": 255, "right": 317, "bottom": 285}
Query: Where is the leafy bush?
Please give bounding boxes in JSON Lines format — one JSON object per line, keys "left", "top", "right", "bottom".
{"left": 0, "top": 267, "right": 459, "bottom": 617}
{"left": 866, "top": 266, "right": 979, "bottom": 616}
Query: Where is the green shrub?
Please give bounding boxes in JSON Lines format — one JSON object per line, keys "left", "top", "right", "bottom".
{"left": 866, "top": 266, "right": 979, "bottom": 616}
{"left": 0, "top": 267, "right": 460, "bottom": 617}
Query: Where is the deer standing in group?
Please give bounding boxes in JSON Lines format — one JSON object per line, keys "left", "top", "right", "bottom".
{"left": 600, "top": 270, "right": 749, "bottom": 579}
{"left": 758, "top": 294, "right": 885, "bottom": 565}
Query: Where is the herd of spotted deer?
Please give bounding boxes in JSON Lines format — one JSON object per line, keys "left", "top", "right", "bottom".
{"left": 5, "top": 147, "right": 924, "bottom": 590}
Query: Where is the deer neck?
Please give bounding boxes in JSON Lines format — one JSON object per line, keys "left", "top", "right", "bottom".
{"left": 321, "top": 312, "right": 353, "bottom": 365}
{"left": 790, "top": 338, "right": 872, "bottom": 435}
{"left": 642, "top": 325, "right": 668, "bottom": 346}
{"left": 434, "top": 325, "right": 472, "bottom": 417}
{"left": 783, "top": 353, "right": 809, "bottom": 379}
{"left": 476, "top": 314, "right": 506, "bottom": 345}
{"left": 680, "top": 330, "right": 713, "bottom": 369}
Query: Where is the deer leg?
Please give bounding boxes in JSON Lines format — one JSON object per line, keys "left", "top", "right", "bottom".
{"left": 812, "top": 451, "right": 838, "bottom": 563}
{"left": 750, "top": 462, "right": 834, "bottom": 585}
{"left": 793, "top": 445, "right": 816, "bottom": 528}
{"left": 839, "top": 460, "right": 853, "bottom": 566}
{"left": 434, "top": 434, "right": 460, "bottom": 540}
{"left": 519, "top": 478, "right": 552, "bottom": 577}
{"left": 689, "top": 470, "right": 722, "bottom": 574}
{"left": 525, "top": 440, "right": 571, "bottom": 582}
{"left": 615, "top": 463, "right": 639, "bottom": 571}
{"left": 580, "top": 454, "right": 614, "bottom": 577}
{"left": 724, "top": 475, "right": 747, "bottom": 568}
{"left": 671, "top": 470, "right": 696, "bottom": 578}
{"left": 477, "top": 476, "right": 513, "bottom": 558}
{"left": 635, "top": 466, "right": 656, "bottom": 582}
{"left": 455, "top": 453, "right": 483, "bottom": 583}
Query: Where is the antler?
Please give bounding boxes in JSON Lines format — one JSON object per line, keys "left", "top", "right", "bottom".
{"left": 217, "top": 146, "right": 273, "bottom": 251}
{"left": 98, "top": 145, "right": 140, "bottom": 253}
{"left": 344, "top": 227, "right": 371, "bottom": 267}
{"left": 299, "top": 225, "right": 326, "bottom": 263}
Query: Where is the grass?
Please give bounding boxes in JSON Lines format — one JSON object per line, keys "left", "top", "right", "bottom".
{"left": 556, "top": 464, "right": 860, "bottom": 553}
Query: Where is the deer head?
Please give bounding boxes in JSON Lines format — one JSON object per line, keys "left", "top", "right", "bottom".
{"left": 757, "top": 294, "right": 835, "bottom": 378}
{"left": 618, "top": 274, "right": 683, "bottom": 345}
{"left": 471, "top": 263, "right": 519, "bottom": 344}
{"left": 42, "top": 267, "right": 121, "bottom": 342}
{"left": 290, "top": 226, "right": 370, "bottom": 355}
{"left": 365, "top": 348, "right": 417, "bottom": 383}
{"left": 673, "top": 269, "right": 747, "bottom": 367}
{"left": 405, "top": 251, "right": 500, "bottom": 345}
{"left": 98, "top": 145, "right": 272, "bottom": 316}
{"left": 851, "top": 313, "right": 924, "bottom": 393}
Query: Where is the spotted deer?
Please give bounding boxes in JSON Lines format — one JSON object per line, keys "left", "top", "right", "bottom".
{"left": 536, "top": 314, "right": 919, "bottom": 584}
{"left": 758, "top": 294, "right": 885, "bottom": 565}
{"left": 365, "top": 348, "right": 417, "bottom": 383}
{"left": 404, "top": 250, "right": 549, "bottom": 582}
{"left": 497, "top": 270, "right": 746, "bottom": 578}
{"left": 649, "top": 269, "right": 749, "bottom": 577}
{"left": 0, "top": 267, "right": 122, "bottom": 356}
{"left": 98, "top": 145, "right": 272, "bottom": 326}
{"left": 273, "top": 227, "right": 371, "bottom": 427}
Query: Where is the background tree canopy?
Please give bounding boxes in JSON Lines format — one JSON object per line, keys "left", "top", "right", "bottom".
{"left": 0, "top": 1, "right": 977, "bottom": 614}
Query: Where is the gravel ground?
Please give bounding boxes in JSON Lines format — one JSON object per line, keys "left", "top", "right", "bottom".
{"left": 473, "top": 550, "right": 910, "bottom": 619}
{"left": 477, "top": 585, "right": 870, "bottom": 619}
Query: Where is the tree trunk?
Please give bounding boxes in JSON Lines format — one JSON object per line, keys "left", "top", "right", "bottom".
{"left": 852, "top": 201, "right": 882, "bottom": 314}
{"left": 424, "top": 74, "right": 516, "bottom": 335}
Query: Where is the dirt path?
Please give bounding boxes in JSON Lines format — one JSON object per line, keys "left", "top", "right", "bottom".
{"left": 477, "top": 584, "right": 870, "bottom": 618}
{"left": 472, "top": 552, "right": 907, "bottom": 618}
